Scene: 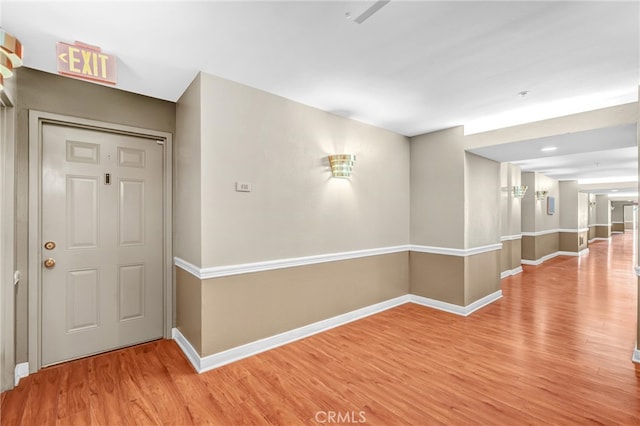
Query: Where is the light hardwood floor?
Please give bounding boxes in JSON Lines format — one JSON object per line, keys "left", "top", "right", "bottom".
{"left": 2, "top": 232, "right": 639, "bottom": 425}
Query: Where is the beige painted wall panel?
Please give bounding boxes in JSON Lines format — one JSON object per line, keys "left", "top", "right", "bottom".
{"left": 521, "top": 172, "right": 535, "bottom": 233}
{"left": 200, "top": 252, "right": 409, "bottom": 356}
{"left": 500, "top": 163, "right": 509, "bottom": 237}
{"left": 198, "top": 72, "right": 410, "bottom": 267}
{"left": 521, "top": 236, "right": 535, "bottom": 261}
{"left": 464, "top": 250, "right": 500, "bottom": 306}
{"left": 612, "top": 223, "right": 625, "bottom": 233}
{"left": 14, "top": 68, "right": 175, "bottom": 363}
{"left": 559, "top": 181, "right": 578, "bottom": 229}
{"left": 409, "top": 252, "right": 464, "bottom": 306}
{"left": 508, "top": 164, "right": 522, "bottom": 237}
{"left": 175, "top": 267, "right": 202, "bottom": 355}
{"left": 596, "top": 195, "right": 611, "bottom": 225}
{"left": 579, "top": 230, "right": 588, "bottom": 251}
{"left": 559, "top": 232, "right": 578, "bottom": 252}
{"left": 588, "top": 193, "right": 596, "bottom": 226}
{"left": 464, "top": 153, "right": 500, "bottom": 248}
{"left": 535, "top": 174, "right": 560, "bottom": 232}
{"left": 410, "top": 127, "right": 465, "bottom": 249}
{"left": 578, "top": 192, "right": 588, "bottom": 229}
{"left": 535, "top": 232, "right": 560, "bottom": 259}
{"left": 175, "top": 75, "right": 202, "bottom": 266}
{"left": 611, "top": 201, "right": 626, "bottom": 222}
{"left": 500, "top": 242, "right": 511, "bottom": 273}
{"left": 510, "top": 239, "right": 522, "bottom": 270}
{"left": 597, "top": 225, "right": 612, "bottom": 237}
{"left": 589, "top": 226, "right": 597, "bottom": 240}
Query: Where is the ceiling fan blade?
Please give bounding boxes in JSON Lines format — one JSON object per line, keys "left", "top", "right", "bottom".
{"left": 353, "top": 0, "right": 390, "bottom": 24}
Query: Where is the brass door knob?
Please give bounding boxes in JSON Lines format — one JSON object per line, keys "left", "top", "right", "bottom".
{"left": 44, "top": 258, "right": 56, "bottom": 269}
{"left": 44, "top": 241, "right": 56, "bottom": 250}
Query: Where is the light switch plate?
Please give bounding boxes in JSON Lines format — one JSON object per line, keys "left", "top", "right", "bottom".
{"left": 236, "top": 182, "right": 252, "bottom": 192}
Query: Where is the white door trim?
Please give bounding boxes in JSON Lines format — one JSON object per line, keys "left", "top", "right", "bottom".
{"left": 28, "top": 110, "right": 173, "bottom": 373}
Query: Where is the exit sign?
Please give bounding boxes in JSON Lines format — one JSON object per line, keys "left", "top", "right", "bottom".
{"left": 56, "top": 41, "right": 116, "bottom": 85}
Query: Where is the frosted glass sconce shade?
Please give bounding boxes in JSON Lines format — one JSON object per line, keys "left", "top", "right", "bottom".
{"left": 535, "top": 190, "right": 548, "bottom": 200}
{"left": 329, "top": 154, "right": 356, "bottom": 178}
{"left": 512, "top": 185, "right": 528, "bottom": 198}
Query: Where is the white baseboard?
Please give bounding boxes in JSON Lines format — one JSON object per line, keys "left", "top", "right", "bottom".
{"left": 174, "top": 295, "right": 412, "bottom": 373}
{"left": 410, "top": 290, "right": 502, "bottom": 317}
{"left": 500, "top": 266, "right": 523, "bottom": 279}
{"left": 173, "top": 291, "right": 503, "bottom": 374}
{"left": 633, "top": 345, "right": 640, "bottom": 364}
{"left": 14, "top": 362, "right": 28, "bottom": 386}
{"left": 522, "top": 249, "right": 589, "bottom": 266}
{"left": 591, "top": 237, "right": 612, "bottom": 242}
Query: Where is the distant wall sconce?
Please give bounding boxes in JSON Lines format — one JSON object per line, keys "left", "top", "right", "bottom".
{"left": 328, "top": 154, "right": 356, "bottom": 178}
{"left": 535, "top": 190, "right": 548, "bottom": 200}
{"left": 512, "top": 185, "right": 528, "bottom": 198}
{"left": 0, "top": 29, "right": 24, "bottom": 90}
{"left": 589, "top": 201, "right": 597, "bottom": 207}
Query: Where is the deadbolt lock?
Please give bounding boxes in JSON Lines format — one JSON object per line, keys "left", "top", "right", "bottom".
{"left": 44, "top": 241, "right": 56, "bottom": 250}
{"left": 44, "top": 258, "right": 56, "bottom": 269}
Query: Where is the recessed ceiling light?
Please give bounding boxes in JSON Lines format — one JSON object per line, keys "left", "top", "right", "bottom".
{"left": 611, "top": 189, "right": 619, "bottom": 192}
{"left": 541, "top": 147, "right": 557, "bottom": 152}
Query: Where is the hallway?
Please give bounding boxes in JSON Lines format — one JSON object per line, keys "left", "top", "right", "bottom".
{"left": 1, "top": 233, "right": 639, "bottom": 425}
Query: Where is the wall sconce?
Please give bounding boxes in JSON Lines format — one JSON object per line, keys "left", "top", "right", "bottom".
{"left": 328, "top": 154, "right": 356, "bottom": 178}
{"left": 535, "top": 190, "right": 548, "bottom": 200}
{"left": 589, "top": 201, "right": 597, "bottom": 207}
{"left": 512, "top": 185, "right": 528, "bottom": 198}
{"left": 0, "top": 29, "right": 24, "bottom": 90}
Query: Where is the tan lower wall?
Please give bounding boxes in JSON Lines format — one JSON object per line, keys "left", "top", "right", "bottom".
{"left": 522, "top": 232, "right": 560, "bottom": 261}
{"left": 410, "top": 252, "right": 464, "bottom": 306}
{"left": 198, "top": 252, "right": 410, "bottom": 357}
{"left": 559, "top": 231, "right": 589, "bottom": 253}
{"left": 176, "top": 267, "right": 202, "bottom": 355}
{"left": 588, "top": 226, "right": 596, "bottom": 241}
{"left": 500, "top": 239, "right": 522, "bottom": 274}
{"left": 612, "top": 223, "right": 625, "bottom": 233}
{"left": 500, "top": 241, "right": 511, "bottom": 273}
{"left": 510, "top": 239, "right": 522, "bottom": 270}
{"left": 596, "top": 225, "right": 612, "bottom": 238}
{"left": 464, "top": 250, "right": 500, "bottom": 305}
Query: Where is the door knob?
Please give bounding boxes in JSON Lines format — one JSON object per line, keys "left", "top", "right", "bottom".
{"left": 44, "top": 258, "right": 56, "bottom": 269}
{"left": 44, "top": 241, "right": 56, "bottom": 250}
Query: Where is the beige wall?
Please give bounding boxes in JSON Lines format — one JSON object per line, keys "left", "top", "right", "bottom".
{"left": 175, "top": 75, "right": 202, "bottom": 267}
{"left": 499, "top": 163, "right": 522, "bottom": 275}
{"left": 464, "top": 153, "right": 500, "bottom": 248}
{"left": 410, "top": 252, "right": 465, "bottom": 305}
{"left": 559, "top": 181, "right": 579, "bottom": 229}
{"left": 596, "top": 194, "right": 611, "bottom": 226}
{"left": 198, "top": 252, "right": 409, "bottom": 356}
{"left": 578, "top": 192, "right": 588, "bottom": 230}
{"left": 465, "top": 250, "right": 500, "bottom": 305}
{"left": 197, "top": 72, "right": 410, "bottom": 267}
{"left": 522, "top": 172, "right": 559, "bottom": 233}
{"left": 176, "top": 71, "right": 411, "bottom": 358}
{"left": 14, "top": 68, "right": 176, "bottom": 364}
{"left": 410, "top": 127, "right": 465, "bottom": 249}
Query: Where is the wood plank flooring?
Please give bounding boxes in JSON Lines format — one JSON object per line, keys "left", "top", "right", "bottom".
{"left": 2, "top": 232, "right": 640, "bottom": 425}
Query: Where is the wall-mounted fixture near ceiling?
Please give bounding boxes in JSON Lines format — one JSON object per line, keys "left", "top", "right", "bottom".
{"left": 0, "top": 28, "right": 24, "bottom": 90}
{"left": 512, "top": 185, "right": 528, "bottom": 198}
{"left": 535, "top": 190, "right": 548, "bottom": 201}
{"left": 589, "top": 201, "right": 597, "bottom": 207}
{"left": 328, "top": 154, "right": 356, "bottom": 178}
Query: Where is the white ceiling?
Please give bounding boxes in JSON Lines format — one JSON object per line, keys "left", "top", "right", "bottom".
{"left": 2, "top": 0, "right": 639, "bottom": 194}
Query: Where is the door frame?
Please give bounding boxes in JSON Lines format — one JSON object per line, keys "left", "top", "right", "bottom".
{"left": 28, "top": 110, "right": 173, "bottom": 372}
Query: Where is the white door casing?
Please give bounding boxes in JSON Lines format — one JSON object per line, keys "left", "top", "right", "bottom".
{"left": 29, "top": 111, "right": 172, "bottom": 371}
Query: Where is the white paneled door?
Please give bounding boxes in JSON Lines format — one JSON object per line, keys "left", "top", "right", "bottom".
{"left": 41, "top": 123, "right": 164, "bottom": 366}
